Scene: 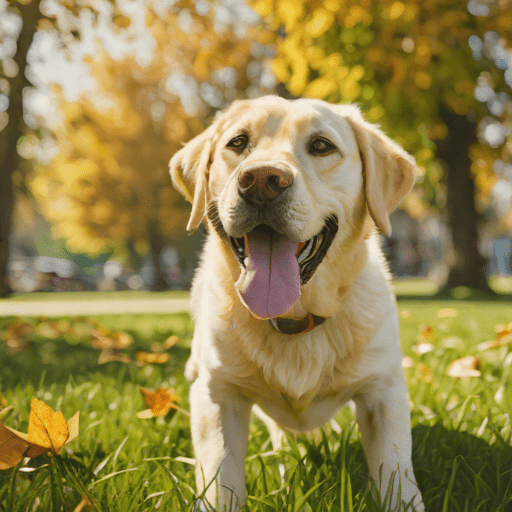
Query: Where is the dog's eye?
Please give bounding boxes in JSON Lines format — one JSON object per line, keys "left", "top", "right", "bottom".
{"left": 226, "top": 134, "right": 249, "bottom": 153}
{"left": 308, "top": 137, "right": 337, "bottom": 156}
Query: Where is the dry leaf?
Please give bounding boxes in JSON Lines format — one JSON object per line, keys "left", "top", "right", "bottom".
{"left": 137, "top": 387, "right": 181, "bottom": 418}
{"left": 477, "top": 334, "right": 512, "bottom": 351}
{"left": 419, "top": 325, "right": 433, "bottom": 341}
{"left": 0, "top": 423, "right": 29, "bottom": 469}
{"left": 163, "top": 335, "right": 179, "bottom": 349}
{"left": 418, "top": 363, "right": 433, "bottom": 383}
{"left": 135, "top": 351, "right": 170, "bottom": 365}
{"left": 91, "top": 330, "right": 133, "bottom": 350}
{"left": 0, "top": 398, "right": 80, "bottom": 468}
{"left": 446, "top": 356, "right": 481, "bottom": 378}
{"left": 6, "top": 320, "right": 33, "bottom": 340}
{"left": 150, "top": 335, "right": 179, "bottom": 353}
{"left": 97, "top": 349, "right": 131, "bottom": 365}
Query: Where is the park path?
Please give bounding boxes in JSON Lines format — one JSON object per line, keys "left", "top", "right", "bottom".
{"left": 0, "top": 297, "right": 192, "bottom": 317}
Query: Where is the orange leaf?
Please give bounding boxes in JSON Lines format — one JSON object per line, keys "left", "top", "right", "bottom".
{"left": 97, "top": 348, "right": 131, "bottom": 365}
{"left": 91, "top": 330, "right": 133, "bottom": 350}
{"left": 135, "top": 351, "right": 170, "bottom": 365}
{"left": 137, "top": 387, "right": 180, "bottom": 418}
{"left": 419, "top": 325, "right": 433, "bottom": 341}
{"left": 446, "top": 356, "right": 481, "bottom": 378}
{"left": 0, "top": 399, "right": 80, "bottom": 464}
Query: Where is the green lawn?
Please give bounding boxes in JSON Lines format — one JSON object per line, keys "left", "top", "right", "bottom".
{"left": 0, "top": 293, "right": 511, "bottom": 511}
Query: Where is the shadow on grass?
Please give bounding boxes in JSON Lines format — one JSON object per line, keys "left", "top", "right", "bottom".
{"left": 412, "top": 423, "right": 512, "bottom": 511}
{"left": 0, "top": 340, "right": 192, "bottom": 389}
{"left": 0, "top": 313, "right": 193, "bottom": 389}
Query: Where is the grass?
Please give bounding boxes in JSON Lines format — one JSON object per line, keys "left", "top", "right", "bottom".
{"left": 0, "top": 291, "right": 511, "bottom": 511}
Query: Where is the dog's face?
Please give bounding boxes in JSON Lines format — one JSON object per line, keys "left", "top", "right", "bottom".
{"left": 170, "top": 96, "right": 415, "bottom": 319}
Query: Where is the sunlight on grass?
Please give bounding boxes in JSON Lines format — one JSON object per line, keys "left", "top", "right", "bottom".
{"left": 0, "top": 298, "right": 511, "bottom": 511}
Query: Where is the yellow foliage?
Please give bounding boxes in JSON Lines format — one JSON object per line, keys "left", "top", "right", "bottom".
{"left": 387, "top": 1, "right": 405, "bottom": 20}
{"left": 276, "top": 0, "right": 304, "bottom": 33}
{"left": 414, "top": 71, "right": 432, "bottom": 90}
{"left": 33, "top": 2, "right": 266, "bottom": 257}
{"left": 306, "top": 7, "right": 335, "bottom": 38}
{"left": 252, "top": 0, "right": 274, "bottom": 17}
{"left": 304, "top": 77, "right": 338, "bottom": 99}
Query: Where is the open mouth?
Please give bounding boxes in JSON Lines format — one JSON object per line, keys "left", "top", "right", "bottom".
{"left": 229, "top": 215, "right": 338, "bottom": 285}
{"left": 229, "top": 216, "right": 338, "bottom": 319}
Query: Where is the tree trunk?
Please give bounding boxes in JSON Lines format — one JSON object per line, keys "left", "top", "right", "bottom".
{"left": 436, "top": 106, "right": 493, "bottom": 293}
{"left": 0, "top": 0, "right": 41, "bottom": 296}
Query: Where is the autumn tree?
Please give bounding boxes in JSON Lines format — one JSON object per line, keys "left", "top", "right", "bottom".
{"left": 252, "top": 0, "right": 512, "bottom": 291}
{"left": 30, "top": 1, "right": 273, "bottom": 289}
{"left": 0, "top": 0, "right": 41, "bottom": 296}
{"left": 0, "top": 0, "right": 143, "bottom": 295}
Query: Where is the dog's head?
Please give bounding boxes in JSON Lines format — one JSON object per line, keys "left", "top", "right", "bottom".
{"left": 170, "top": 96, "right": 415, "bottom": 320}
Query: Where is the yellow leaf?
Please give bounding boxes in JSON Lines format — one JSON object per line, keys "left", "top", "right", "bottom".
{"left": 0, "top": 399, "right": 80, "bottom": 466}
{"left": 97, "top": 349, "right": 131, "bottom": 365}
{"left": 27, "top": 399, "right": 69, "bottom": 456}
{"left": 91, "top": 330, "right": 133, "bottom": 350}
{"left": 135, "top": 351, "right": 170, "bottom": 365}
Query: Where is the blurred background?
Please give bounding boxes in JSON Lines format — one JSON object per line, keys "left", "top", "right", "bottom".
{"left": 1, "top": 0, "right": 512, "bottom": 296}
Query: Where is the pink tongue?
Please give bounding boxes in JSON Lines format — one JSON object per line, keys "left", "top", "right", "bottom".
{"left": 235, "top": 225, "right": 301, "bottom": 319}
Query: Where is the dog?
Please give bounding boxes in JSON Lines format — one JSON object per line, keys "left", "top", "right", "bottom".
{"left": 170, "top": 95, "right": 425, "bottom": 511}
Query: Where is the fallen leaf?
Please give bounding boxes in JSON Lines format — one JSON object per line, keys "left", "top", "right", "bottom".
{"left": 137, "top": 387, "right": 181, "bottom": 418}
{"left": 91, "top": 330, "right": 133, "bottom": 350}
{"left": 446, "top": 356, "right": 481, "bottom": 378}
{"left": 97, "top": 349, "right": 131, "bottom": 365}
{"left": 0, "top": 423, "right": 29, "bottom": 469}
{"left": 163, "top": 335, "right": 179, "bottom": 349}
{"left": 419, "top": 325, "right": 433, "bottom": 341}
{"left": 417, "top": 363, "right": 433, "bottom": 383}
{"left": 135, "top": 351, "right": 170, "bottom": 365}
{"left": 0, "top": 398, "right": 80, "bottom": 468}
{"left": 150, "top": 335, "right": 179, "bottom": 353}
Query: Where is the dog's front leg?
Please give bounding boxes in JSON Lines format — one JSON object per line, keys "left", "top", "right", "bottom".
{"left": 190, "top": 376, "right": 253, "bottom": 511}
{"left": 354, "top": 368, "right": 424, "bottom": 511}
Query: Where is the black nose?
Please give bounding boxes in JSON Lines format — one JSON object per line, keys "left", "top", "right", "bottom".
{"left": 238, "top": 166, "right": 294, "bottom": 204}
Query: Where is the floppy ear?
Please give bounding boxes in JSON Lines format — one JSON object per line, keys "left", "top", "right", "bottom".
{"left": 347, "top": 112, "right": 416, "bottom": 236}
{"left": 169, "top": 124, "right": 217, "bottom": 231}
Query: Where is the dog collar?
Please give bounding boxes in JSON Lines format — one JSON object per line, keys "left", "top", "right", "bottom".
{"left": 269, "top": 313, "right": 326, "bottom": 335}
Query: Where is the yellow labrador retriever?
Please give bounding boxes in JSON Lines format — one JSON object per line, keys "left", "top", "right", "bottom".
{"left": 170, "top": 96, "right": 424, "bottom": 511}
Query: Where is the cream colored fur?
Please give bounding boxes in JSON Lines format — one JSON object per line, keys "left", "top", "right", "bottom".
{"left": 170, "top": 96, "right": 424, "bottom": 511}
